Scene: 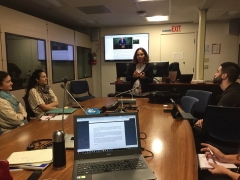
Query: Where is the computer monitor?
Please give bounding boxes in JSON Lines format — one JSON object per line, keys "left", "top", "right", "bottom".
{"left": 116, "top": 63, "right": 130, "bottom": 78}
{"left": 152, "top": 62, "right": 169, "bottom": 77}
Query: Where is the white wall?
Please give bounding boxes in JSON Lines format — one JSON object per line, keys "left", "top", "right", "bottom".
{"left": 0, "top": 6, "right": 92, "bottom": 107}
{"left": 204, "top": 22, "right": 239, "bottom": 80}
{"left": 100, "top": 22, "right": 239, "bottom": 97}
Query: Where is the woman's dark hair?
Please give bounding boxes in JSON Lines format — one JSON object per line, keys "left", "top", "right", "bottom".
{"left": 25, "top": 69, "right": 44, "bottom": 97}
{"left": 0, "top": 71, "right": 9, "bottom": 86}
{"left": 133, "top": 47, "right": 150, "bottom": 64}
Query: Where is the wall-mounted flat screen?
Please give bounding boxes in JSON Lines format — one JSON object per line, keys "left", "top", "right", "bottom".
{"left": 50, "top": 41, "right": 74, "bottom": 61}
{"left": 104, "top": 33, "right": 149, "bottom": 62}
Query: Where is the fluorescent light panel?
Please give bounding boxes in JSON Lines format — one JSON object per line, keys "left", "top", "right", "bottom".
{"left": 146, "top": 16, "right": 169, "bottom": 22}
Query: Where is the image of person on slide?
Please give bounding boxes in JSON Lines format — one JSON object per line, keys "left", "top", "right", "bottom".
{"left": 118, "top": 37, "right": 126, "bottom": 48}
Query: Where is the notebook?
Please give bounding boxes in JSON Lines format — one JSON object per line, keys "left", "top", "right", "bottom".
{"left": 170, "top": 98, "right": 195, "bottom": 120}
{"left": 198, "top": 154, "right": 237, "bottom": 170}
{"left": 180, "top": 74, "right": 193, "bottom": 83}
{"left": 46, "top": 108, "right": 76, "bottom": 114}
{"left": 72, "top": 112, "right": 156, "bottom": 180}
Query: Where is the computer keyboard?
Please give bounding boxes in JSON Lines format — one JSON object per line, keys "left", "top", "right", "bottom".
{"left": 77, "top": 158, "right": 147, "bottom": 175}
{"left": 180, "top": 112, "right": 195, "bottom": 120}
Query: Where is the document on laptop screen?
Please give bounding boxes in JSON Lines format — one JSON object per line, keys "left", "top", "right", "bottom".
{"left": 76, "top": 115, "right": 138, "bottom": 153}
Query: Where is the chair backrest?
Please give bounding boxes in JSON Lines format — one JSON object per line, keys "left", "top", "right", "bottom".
{"left": 70, "top": 80, "right": 90, "bottom": 95}
{"left": 204, "top": 105, "right": 240, "bottom": 143}
{"left": 185, "top": 90, "right": 212, "bottom": 119}
{"left": 180, "top": 96, "right": 199, "bottom": 113}
{"left": 169, "top": 62, "right": 181, "bottom": 80}
{"left": 169, "top": 71, "right": 177, "bottom": 82}
{"left": 22, "top": 95, "right": 35, "bottom": 121}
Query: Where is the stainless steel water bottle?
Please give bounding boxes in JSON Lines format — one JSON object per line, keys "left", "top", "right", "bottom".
{"left": 52, "top": 130, "right": 66, "bottom": 170}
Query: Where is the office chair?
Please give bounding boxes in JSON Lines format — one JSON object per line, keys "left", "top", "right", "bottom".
{"left": 185, "top": 90, "right": 212, "bottom": 121}
{"left": 22, "top": 95, "right": 36, "bottom": 121}
{"left": 180, "top": 96, "right": 199, "bottom": 114}
{"left": 70, "top": 80, "right": 95, "bottom": 102}
{"left": 202, "top": 105, "right": 240, "bottom": 154}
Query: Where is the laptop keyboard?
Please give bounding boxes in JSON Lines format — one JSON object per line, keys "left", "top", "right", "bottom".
{"left": 77, "top": 158, "right": 147, "bottom": 175}
{"left": 180, "top": 112, "right": 195, "bottom": 120}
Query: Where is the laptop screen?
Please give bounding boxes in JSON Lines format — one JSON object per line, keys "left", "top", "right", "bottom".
{"left": 75, "top": 113, "right": 139, "bottom": 154}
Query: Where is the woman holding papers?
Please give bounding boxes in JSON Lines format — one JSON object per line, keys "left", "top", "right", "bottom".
{"left": 0, "top": 71, "right": 27, "bottom": 134}
{"left": 126, "top": 47, "right": 153, "bottom": 96}
{"left": 200, "top": 143, "right": 240, "bottom": 180}
{"left": 26, "top": 69, "right": 59, "bottom": 118}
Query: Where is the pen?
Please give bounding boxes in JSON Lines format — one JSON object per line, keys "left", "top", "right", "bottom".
{"left": 208, "top": 147, "right": 217, "bottom": 164}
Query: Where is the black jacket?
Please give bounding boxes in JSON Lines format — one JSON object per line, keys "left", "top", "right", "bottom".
{"left": 218, "top": 82, "right": 240, "bottom": 107}
{"left": 126, "top": 63, "right": 153, "bottom": 93}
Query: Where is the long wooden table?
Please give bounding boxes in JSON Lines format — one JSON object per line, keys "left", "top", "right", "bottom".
{"left": 0, "top": 98, "right": 197, "bottom": 180}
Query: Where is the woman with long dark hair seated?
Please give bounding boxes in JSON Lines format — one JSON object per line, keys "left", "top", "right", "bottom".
{"left": 0, "top": 71, "right": 27, "bottom": 134}
{"left": 26, "top": 69, "right": 59, "bottom": 118}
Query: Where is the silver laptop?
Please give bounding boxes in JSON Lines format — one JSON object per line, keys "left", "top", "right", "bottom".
{"left": 72, "top": 112, "right": 156, "bottom": 180}
{"left": 65, "top": 133, "right": 74, "bottom": 149}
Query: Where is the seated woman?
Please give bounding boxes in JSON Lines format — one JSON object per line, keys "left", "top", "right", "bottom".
{"left": 26, "top": 69, "right": 59, "bottom": 118}
{"left": 126, "top": 47, "right": 153, "bottom": 96}
{"left": 200, "top": 143, "right": 240, "bottom": 180}
{"left": 0, "top": 71, "right": 27, "bottom": 135}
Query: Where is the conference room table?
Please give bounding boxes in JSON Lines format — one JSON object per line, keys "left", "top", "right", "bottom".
{"left": 0, "top": 98, "right": 198, "bottom": 180}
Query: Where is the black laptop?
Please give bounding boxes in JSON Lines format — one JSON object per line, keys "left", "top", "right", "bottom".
{"left": 170, "top": 98, "right": 195, "bottom": 120}
{"left": 180, "top": 74, "right": 193, "bottom": 83}
{"left": 72, "top": 112, "right": 156, "bottom": 180}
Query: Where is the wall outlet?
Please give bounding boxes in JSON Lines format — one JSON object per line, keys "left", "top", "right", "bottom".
{"left": 204, "top": 65, "right": 209, "bottom": 69}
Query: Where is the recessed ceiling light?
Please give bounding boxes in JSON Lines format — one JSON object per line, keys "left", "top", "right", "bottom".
{"left": 146, "top": 16, "right": 169, "bottom": 22}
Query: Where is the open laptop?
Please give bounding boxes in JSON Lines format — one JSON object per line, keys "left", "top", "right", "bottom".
{"left": 170, "top": 98, "right": 195, "bottom": 120}
{"left": 72, "top": 112, "right": 156, "bottom": 180}
{"left": 180, "top": 74, "right": 193, "bottom": 83}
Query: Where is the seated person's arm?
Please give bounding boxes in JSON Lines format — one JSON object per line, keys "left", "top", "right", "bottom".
{"left": 0, "top": 99, "right": 26, "bottom": 127}
{"left": 38, "top": 88, "right": 59, "bottom": 111}
{"left": 29, "top": 88, "right": 58, "bottom": 111}
{"left": 194, "top": 119, "right": 203, "bottom": 128}
{"left": 19, "top": 102, "right": 27, "bottom": 118}
{"left": 38, "top": 102, "right": 58, "bottom": 111}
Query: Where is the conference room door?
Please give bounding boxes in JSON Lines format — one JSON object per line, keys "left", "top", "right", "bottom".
{"left": 160, "top": 33, "right": 196, "bottom": 76}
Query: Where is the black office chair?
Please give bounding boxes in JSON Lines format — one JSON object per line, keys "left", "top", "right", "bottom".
{"left": 180, "top": 96, "right": 199, "bottom": 114}
{"left": 202, "top": 105, "right": 240, "bottom": 154}
{"left": 185, "top": 90, "right": 212, "bottom": 123}
{"left": 70, "top": 80, "right": 95, "bottom": 102}
{"left": 22, "top": 95, "right": 36, "bottom": 121}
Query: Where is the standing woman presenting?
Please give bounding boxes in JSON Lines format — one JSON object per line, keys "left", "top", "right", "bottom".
{"left": 126, "top": 47, "right": 153, "bottom": 96}
{"left": 26, "top": 69, "right": 59, "bottom": 118}
{"left": 0, "top": 71, "right": 27, "bottom": 134}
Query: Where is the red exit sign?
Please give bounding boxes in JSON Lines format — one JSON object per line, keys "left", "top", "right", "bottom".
{"left": 172, "top": 25, "right": 181, "bottom": 32}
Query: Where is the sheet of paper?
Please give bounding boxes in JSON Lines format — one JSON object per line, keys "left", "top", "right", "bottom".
{"left": 198, "top": 154, "right": 237, "bottom": 169}
{"left": 41, "top": 115, "right": 68, "bottom": 121}
{"left": 7, "top": 149, "right": 52, "bottom": 165}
